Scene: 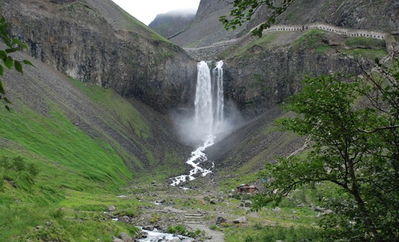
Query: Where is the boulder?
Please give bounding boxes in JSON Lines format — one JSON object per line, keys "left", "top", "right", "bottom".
{"left": 272, "top": 207, "right": 281, "bottom": 212}
{"left": 216, "top": 216, "right": 227, "bottom": 225}
{"left": 210, "top": 199, "right": 217, "bottom": 204}
{"left": 120, "top": 216, "right": 130, "bottom": 223}
{"left": 244, "top": 200, "right": 253, "bottom": 207}
{"left": 119, "top": 232, "right": 133, "bottom": 242}
{"left": 233, "top": 217, "right": 247, "bottom": 224}
{"left": 142, "top": 225, "right": 154, "bottom": 231}
{"left": 108, "top": 205, "right": 116, "bottom": 212}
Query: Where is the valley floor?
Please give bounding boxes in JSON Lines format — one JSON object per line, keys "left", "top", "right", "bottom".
{"left": 112, "top": 175, "right": 322, "bottom": 242}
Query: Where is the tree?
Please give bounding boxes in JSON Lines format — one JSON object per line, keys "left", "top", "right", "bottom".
{"left": 0, "top": 16, "right": 32, "bottom": 110}
{"left": 220, "top": 0, "right": 296, "bottom": 37}
{"left": 254, "top": 62, "right": 399, "bottom": 241}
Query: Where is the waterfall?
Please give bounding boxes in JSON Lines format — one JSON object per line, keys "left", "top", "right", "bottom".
{"left": 171, "top": 60, "right": 225, "bottom": 187}
{"left": 194, "top": 61, "right": 214, "bottom": 137}
{"left": 214, "top": 60, "right": 224, "bottom": 129}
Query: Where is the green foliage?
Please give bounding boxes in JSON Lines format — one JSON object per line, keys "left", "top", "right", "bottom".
{"left": 291, "top": 30, "right": 331, "bottom": 53}
{"left": 68, "top": 78, "right": 152, "bottom": 140}
{"left": 342, "top": 48, "right": 387, "bottom": 60}
{"left": 226, "top": 32, "right": 280, "bottom": 58}
{"left": 0, "top": 156, "right": 39, "bottom": 191}
{"left": 256, "top": 62, "right": 399, "bottom": 241}
{"left": 345, "top": 37, "right": 386, "bottom": 48}
{"left": 0, "top": 16, "right": 33, "bottom": 110}
{"left": 225, "top": 226, "right": 322, "bottom": 242}
{"left": 167, "top": 224, "right": 203, "bottom": 238}
{"left": 343, "top": 37, "right": 387, "bottom": 59}
{"left": 220, "top": 0, "right": 296, "bottom": 37}
{"left": 0, "top": 101, "right": 135, "bottom": 240}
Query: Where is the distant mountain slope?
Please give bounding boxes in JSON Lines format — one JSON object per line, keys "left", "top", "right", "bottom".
{"left": 172, "top": 0, "right": 399, "bottom": 48}
{"left": 149, "top": 10, "right": 196, "bottom": 39}
{"left": 170, "top": 0, "right": 245, "bottom": 48}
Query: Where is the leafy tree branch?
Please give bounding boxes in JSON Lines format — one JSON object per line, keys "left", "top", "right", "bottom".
{"left": 220, "top": 0, "right": 296, "bottom": 37}
{"left": 0, "top": 16, "right": 32, "bottom": 111}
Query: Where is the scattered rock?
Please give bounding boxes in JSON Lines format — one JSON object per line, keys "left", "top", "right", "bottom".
{"left": 119, "top": 232, "right": 133, "bottom": 242}
{"left": 216, "top": 216, "right": 227, "bottom": 225}
{"left": 233, "top": 216, "right": 247, "bottom": 224}
{"left": 169, "top": 238, "right": 180, "bottom": 242}
{"left": 45, "top": 221, "right": 52, "bottom": 226}
{"left": 137, "top": 231, "right": 148, "bottom": 239}
{"left": 143, "top": 225, "right": 154, "bottom": 231}
{"left": 112, "top": 237, "right": 123, "bottom": 242}
{"left": 244, "top": 200, "right": 252, "bottom": 207}
{"left": 120, "top": 216, "right": 130, "bottom": 223}
{"left": 272, "top": 207, "right": 281, "bottom": 212}
{"left": 108, "top": 205, "right": 116, "bottom": 212}
{"left": 210, "top": 199, "right": 217, "bottom": 204}
{"left": 156, "top": 199, "right": 166, "bottom": 204}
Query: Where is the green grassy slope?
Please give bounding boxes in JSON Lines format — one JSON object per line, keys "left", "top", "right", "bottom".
{"left": 0, "top": 104, "right": 138, "bottom": 240}
{"left": 0, "top": 50, "right": 187, "bottom": 240}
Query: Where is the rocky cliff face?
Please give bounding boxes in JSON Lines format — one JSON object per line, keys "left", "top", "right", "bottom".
{"left": 222, "top": 31, "right": 385, "bottom": 117}
{"left": 1, "top": 0, "right": 197, "bottom": 112}
{"left": 149, "top": 10, "right": 196, "bottom": 39}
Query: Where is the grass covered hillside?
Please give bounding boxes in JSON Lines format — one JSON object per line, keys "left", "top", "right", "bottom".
{"left": 0, "top": 47, "right": 188, "bottom": 240}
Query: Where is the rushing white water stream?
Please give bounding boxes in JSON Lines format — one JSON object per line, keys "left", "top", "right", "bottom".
{"left": 171, "top": 61, "right": 224, "bottom": 187}
{"left": 138, "top": 228, "right": 193, "bottom": 242}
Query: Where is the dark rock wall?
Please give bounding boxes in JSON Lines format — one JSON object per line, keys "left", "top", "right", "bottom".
{"left": 1, "top": 0, "right": 197, "bottom": 112}
{"left": 224, "top": 48, "right": 370, "bottom": 117}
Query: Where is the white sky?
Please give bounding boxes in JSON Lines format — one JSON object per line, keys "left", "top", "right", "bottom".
{"left": 111, "top": 0, "right": 201, "bottom": 25}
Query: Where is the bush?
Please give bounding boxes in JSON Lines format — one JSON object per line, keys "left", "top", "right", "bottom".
{"left": 167, "top": 225, "right": 203, "bottom": 238}
{"left": 0, "top": 156, "right": 39, "bottom": 191}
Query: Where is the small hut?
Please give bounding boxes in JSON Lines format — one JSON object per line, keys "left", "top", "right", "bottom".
{"left": 236, "top": 184, "right": 259, "bottom": 194}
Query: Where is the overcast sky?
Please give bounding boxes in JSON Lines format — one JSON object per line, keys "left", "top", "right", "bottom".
{"left": 111, "top": 0, "right": 201, "bottom": 25}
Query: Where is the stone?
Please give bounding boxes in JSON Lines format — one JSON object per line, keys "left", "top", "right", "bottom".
{"left": 210, "top": 199, "right": 217, "bottom": 204}
{"left": 119, "top": 232, "right": 133, "bottom": 242}
{"left": 244, "top": 200, "right": 253, "bottom": 207}
{"left": 120, "top": 216, "right": 130, "bottom": 223}
{"left": 272, "top": 207, "right": 281, "bottom": 212}
{"left": 169, "top": 239, "right": 181, "bottom": 242}
{"left": 156, "top": 199, "right": 166, "bottom": 204}
{"left": 143, "top": 225, "right": 154, "bottom": 231}
{"left": 233, "top": 217, "right": 247, "bottom": 224}
{"left": 216, "top": 216, "right": 227, "bottom": 225}
{"left": 108, "top": 205, "right": 116, "bottom": 212}
{"left": 35, "top": 225, "right": 44, "bottom": 230}
{"left": 112, "top": 237, "right": 123, "bottom": 242}
{"left": 138, "top": 231, "right": 148, "bottom": 239}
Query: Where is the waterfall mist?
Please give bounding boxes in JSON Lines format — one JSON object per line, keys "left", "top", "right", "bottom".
{"left": 170, "top": 60, "right": 242, "bottom": 186}
{"left": 174, "top": 60, "right": 241, "bottom": 147}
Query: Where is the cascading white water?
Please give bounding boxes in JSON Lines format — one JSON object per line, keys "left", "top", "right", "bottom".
{"left": 194, "top": 61, "right": 214, "bottom": 137}
{"left": 171, "top": 60, "right": 224, "bottom": 187}
{"left": 214, "top": 60, "right": 224, "bottom": 129}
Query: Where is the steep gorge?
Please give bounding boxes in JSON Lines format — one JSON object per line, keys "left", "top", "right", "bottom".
{"left": 166, "top": 0, "right": 398, "bottom": 177}
{"left": 0, "top": 0, "right": 398, "bottom": 240}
